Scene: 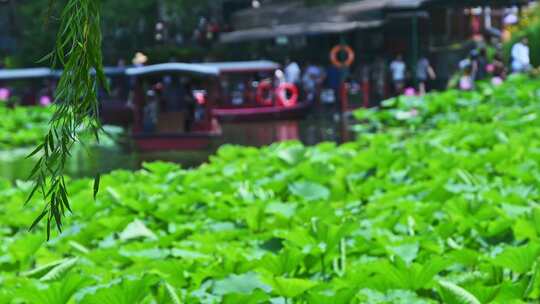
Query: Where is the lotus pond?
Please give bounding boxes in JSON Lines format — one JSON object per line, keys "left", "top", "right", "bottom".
{"left": 1, "top": 75, "right": 540, "bottom": 303}
{"left": 0, "top": 103, "right": 128, "bottom": 181}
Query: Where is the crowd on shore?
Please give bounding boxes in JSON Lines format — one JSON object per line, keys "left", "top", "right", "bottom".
{"left": 0, "top": 35, "right": 534, "bottom": 110}
{"left": 279, "top": 36, "right": 533, "bottom": 107}
{"left": 450, "top": 36, "right": 532, "bottom": 91}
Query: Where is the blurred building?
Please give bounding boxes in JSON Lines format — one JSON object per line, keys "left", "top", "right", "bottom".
{"left": 220, "top": 0, "right": 533, "bottom": 88}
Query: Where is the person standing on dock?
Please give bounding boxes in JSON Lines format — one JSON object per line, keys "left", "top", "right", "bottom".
{"left": 285, "top": 58, "right": 301, "bottom": 86}
{"left": 143, "top": 89, "right": 159, "bottom": 133}
{"left": 476, "top": 48, "right": 489, "bottom": 81}
{"left": 416, "top": 56, "right": 436, "bottom": 95}
{"left": 371, "top": 57, "right": 386, "bottom": 104}
{"left": 303, "top": 62, "right": 324, "bottom": 104}
{"left": 390, "top": 54, "right": 406, "bottom": 95}
{"left": 511, "top": 37, "right": 531, "bottom": 74}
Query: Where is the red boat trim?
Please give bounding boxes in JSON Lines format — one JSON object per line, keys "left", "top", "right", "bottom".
{"left": 213, "top": 104, "right": 308, "bottom": 116}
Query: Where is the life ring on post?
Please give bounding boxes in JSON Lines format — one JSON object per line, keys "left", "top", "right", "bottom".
{"left": 330, "top": 45, "right": 355, "bottom": 69}
{"left": 256, "top": 80, "right": 274, "bottom": 106}
{"left": 276, "top": 83, "right": 298, "bottom": 108}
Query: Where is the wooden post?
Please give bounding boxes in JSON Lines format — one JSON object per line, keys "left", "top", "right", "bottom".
{"left": 362, "top": 77, "right": 370, "bottom": 108}
{"left": 340, "top": 82, "right": 348, "bottom": 113}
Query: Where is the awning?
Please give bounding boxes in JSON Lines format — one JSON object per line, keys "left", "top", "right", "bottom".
{"left": 220, "top": 20, "right": 384, "bottom": 43}
{"left": 222, "top": 0, "right": 526, "bottom": 44}
{"left": 222, "top": 0, "right": 430, "bottom": 43}
{"left": 0, "top": 68, "right": 52, "bottom": 80}
{"left": 337, "top": 0, "right": 429, "bottom": 14}
{"left": 126, "top": 63, "right": 220, "bottom": 77}
{"left": 425, "top": 0, "right": 529, "bottom": 7}
{"left": 127, "top": 61, "right": 281, "bottom": 76}
{"left": 200, "top": 61, "right": 280, "bottom": 74}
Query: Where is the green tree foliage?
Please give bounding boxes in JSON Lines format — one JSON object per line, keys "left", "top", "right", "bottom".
{"left": 27, "top": 0, "right": 106, "bottom": 239}
{"left": 6, "top": 0, "right": 232, "bottom": 66}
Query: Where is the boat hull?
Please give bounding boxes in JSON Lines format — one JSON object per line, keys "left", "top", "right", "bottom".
{"left": 100, "top": 102, "right": 134, "bottom": 127}
{"left": 212, "top": 103, "right": 310, "bottom": 123}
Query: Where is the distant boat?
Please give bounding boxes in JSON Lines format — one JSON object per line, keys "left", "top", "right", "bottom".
{"left": 125, "top": 63, "right": 223, "bottom": 151}
{"left": 201, "top": 61, "right": 311, "bottom": 122}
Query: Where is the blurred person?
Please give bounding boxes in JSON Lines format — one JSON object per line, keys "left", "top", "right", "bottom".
{"left": 275, "top": 69, "right": 286, "bottom": 85}
{"left": 491, "top": 53, "right": 507, "bottom": 86}
{"left": 476, "top": 48, "right": 488, "bottom": 80}
{"left": 416, "top": 56, "right": 436, "bottom": 95}
{"left": 389, "top": 54, "right": 406, "bottom": 95}
{"left": 163, "top": 76, "right": 184, "bottom": 112}
{"left": 0, "top": 59, "right": 9, "bottom": 102}
{"left": 449, "top": 53, "right": 473, "bottom": 90}
{"left": 323, "top": 64, "right": 341, "bottom": 104}
{"left": 459, "top": 64, "right": 474, "bottom": 91}
{"left": 132, "top": 52, "right": 148, "bottom": 67}
{"left": 117, "top": 58, "right": 126, "bottom": 68}
{"left": 371, "top": 57, "right": 386, "bottom": 104}
{"left": 302, "top": 62, "right": 324, "bottom": 104}
{"left": 511, "top": 37, "right": 531, "bottom": 73}
{"left": 38, "top": 79, "right": 55, "bottom": 106}
{"left": 128, "top": 52, "right": 148, "bottom": 105}
{"left": 306, "top": 62, "right": 325, "bottom": 85}
{"left": 207, "top": 19, "right": 220, "bottom": 41}
{"left": 468, "top": 49, "right": 480, "bottom": 80}
{"left": 284, "top": 58, "right": 301, "bottom": 85}
{"left": 354, "top": 63, "right": 371, "bottom": 107}
{"left": 183, "top": 81, "right": 197, "bottom": 132}
{"left": 0, "top": 87, "right": 10, "bottom": 102}
{"left": 143, "top": 89, "right": 159, "bottom": 133}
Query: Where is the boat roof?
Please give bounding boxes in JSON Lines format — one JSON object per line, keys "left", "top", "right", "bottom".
{"left": 102, "top": 66, "right": 127, "bottom": 75}
{"left": 0, "top": 68, "right": 53, "bottom": 80}
{"left": 52, "top": 66, "right": 127, "bottom": 78}
{"left": 126, "top": 61, "right": 280, "bottom": 77}
{"left": 126, "top": 63, "right": 220, "bottom": 77}
{"left": 201, "top": 61, "right": 280, "bottom": 73}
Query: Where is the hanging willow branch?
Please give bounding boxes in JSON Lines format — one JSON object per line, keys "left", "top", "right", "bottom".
{"left": 27, "top": 0, "right": 105, "bottom": 239}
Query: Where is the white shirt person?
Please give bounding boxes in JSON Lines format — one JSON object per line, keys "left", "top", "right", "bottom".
{"left": 511, "top": 37, "right": 531, "bottom": 73}
{"left": 390, "top": 54, "right": 406, "bottom": 93}
{"left": 285, "top": 60, "right": 301, "bottom": 84}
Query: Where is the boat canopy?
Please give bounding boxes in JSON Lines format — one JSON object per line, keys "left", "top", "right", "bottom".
{"left": 101, "top": 67, "right": 127, "bottom": 75}
{"left": 0, "top": 62, "right": 279, "bottom": 81}
{"left": 52, "top": 66, "right": 128, "bottom": 78}
{"left": 126, "top": 61, "right": 280, "bottom": 77}
{"left": 0, "top": 68, "right": 53, "bottom": 80}
{"left": 126, "top": 63, "right": 220, "bottom": 77}
{"left": 201, "top": 61, "right": 280, "bottom": 74}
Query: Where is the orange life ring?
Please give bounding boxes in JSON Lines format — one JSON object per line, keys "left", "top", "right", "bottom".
{"left": 330, "top": 45, "right": 355, "bottom": 68}
{"left": 256, "top": 80, "right": 273, "bottom": 106}
{"left": 276, "top": 83, "right": 298, "bottom": 108}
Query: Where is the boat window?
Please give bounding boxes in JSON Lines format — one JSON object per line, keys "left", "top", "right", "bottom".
{"left": 220, "top": 71, "right": 273, "bottom": 107}
{"left": 0, "top": 79, "right": 55, "bottom": 106}
{"left": 141, "top": 74, "right": 207, "bottom": 134}
{"left": 98, "top": 75, "right": 130, "bottom": 103}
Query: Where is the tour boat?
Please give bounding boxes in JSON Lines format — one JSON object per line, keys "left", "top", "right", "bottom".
{"left": 203, "top": 61, "right": 311, "bottom": 122}
{"left": 125, "top": 63, "right": 223, "bottom": 151}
